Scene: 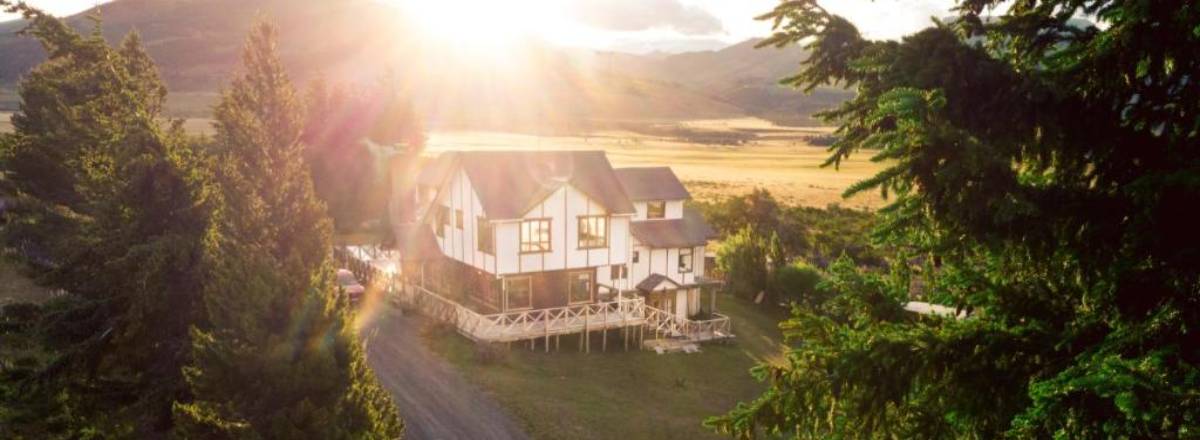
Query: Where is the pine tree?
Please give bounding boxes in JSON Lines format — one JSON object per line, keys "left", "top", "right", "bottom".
{"left": 709, "top": 0, "right": 1200, "bottom": 438}
{"left": 0, "top": 3, "right": 210, "bottom": 436}
{"left": 172, "top": 21, "right": 402, "bottom": 439}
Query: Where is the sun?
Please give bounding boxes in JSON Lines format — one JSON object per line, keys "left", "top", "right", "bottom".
{"left": 384, "top": 0, "right": 606, "bottom": 53}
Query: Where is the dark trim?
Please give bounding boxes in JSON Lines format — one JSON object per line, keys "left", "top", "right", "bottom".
{"left": 503, "top": 275, "right": 534, "bottom": 311}
{"left": 576, "top": 214, "right": 610, "bottom": 250}
{"left": 519, "top": 217, "right": 553, "bottom": 255}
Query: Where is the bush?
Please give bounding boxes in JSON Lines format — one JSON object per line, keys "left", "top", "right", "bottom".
{"left": 771, "top": 261, "right": 828, "bottom": 308}
{"left": 716, "top": 226, "right": 769, "bottom": 300}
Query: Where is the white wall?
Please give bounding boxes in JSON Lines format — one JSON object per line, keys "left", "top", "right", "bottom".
{"left": 489, "top": 184, "right": 630, "bottom": 276}
{"left": 628, "top": 240, "right": 706, "bottom": 288}
{"left": 432, "top": 170, "right": 497, "bottom": 274}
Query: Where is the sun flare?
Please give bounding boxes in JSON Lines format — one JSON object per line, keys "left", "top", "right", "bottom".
{"left": 384, "top": 0, "right": 603, "bottom": 53}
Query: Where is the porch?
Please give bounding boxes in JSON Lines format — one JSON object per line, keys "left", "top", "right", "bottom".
{"left": 337, "top": 245, "right": 733, "bottom": 348}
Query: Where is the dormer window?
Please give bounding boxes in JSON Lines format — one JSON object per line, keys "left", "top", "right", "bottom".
{"left": 647, "top": 201, "right": 665, "bottom": 219}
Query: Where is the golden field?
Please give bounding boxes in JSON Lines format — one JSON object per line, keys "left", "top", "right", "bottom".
{"left": 1, "top": 112, "right": 887, "bottom": 209}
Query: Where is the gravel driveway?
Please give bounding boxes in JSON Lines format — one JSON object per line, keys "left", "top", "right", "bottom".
{"left": 362, "top": 308, "right": 529, "bottom": 440}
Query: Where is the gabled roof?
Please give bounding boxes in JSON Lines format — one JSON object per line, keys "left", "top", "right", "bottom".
{"left": 636, "top": 273, "right": 681, "bottom": 292}
{"left": 416, "top": 154, "right": 456, "bottom": 187}
{"left": 613, "top": 167, "right": 691, "bottom": 201}
{"left": 393, "top": 223, "right": 441, "bottom": 261}
{"left": 630, "top": 207, "right": 717, "bottom": 248}
{"left": 417, "top": 151, "right": 636, "bottom": 219}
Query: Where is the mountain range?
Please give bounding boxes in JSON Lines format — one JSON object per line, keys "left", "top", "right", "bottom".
{"left": 0, "top": 0, "right": 851, "bottom": 128}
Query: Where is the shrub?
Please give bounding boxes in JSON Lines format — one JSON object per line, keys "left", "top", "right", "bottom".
{"left": 771, "top": 261, "right": 828, "bottom": 308}
{"left": 716, "top": 226, "right": 769, "bottom": 300}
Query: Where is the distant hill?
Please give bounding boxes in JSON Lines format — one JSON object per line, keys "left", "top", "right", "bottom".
{"left": 0, "top": 0, "right": 849, "bottom": 128}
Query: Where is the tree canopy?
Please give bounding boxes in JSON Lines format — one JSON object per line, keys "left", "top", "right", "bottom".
{"left": 0, "top": 3, "right": 209, "bottom": 435}
{"left": 172, "top": 21, "right": 402, "bottom": 439}
{"left": 0, "top": 5, "right": 403, "bottom": 438}
{"left": 709, "top": 0, "right": 1200, "bottom": 438}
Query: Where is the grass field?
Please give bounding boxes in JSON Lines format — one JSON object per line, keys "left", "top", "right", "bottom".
{"left": 1, "top": 111, "right": 886, "bottom": 209}
{"left": 423, "top": 293, "right": 791, "bottom": 440}
{"left": 423, "top": 118, "right": 886, "bottom": 209}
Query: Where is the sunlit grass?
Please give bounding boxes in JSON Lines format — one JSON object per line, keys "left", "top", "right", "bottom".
{"left": 422, "top": 293, "right": 791, "bottom": 440}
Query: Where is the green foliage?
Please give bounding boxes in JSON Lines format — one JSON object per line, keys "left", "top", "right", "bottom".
{"left": 712, "top": 0, "right": 1200, "bottom": 438}
{"left": 770, "top": 261, "right": 828, "bottom": 308}
{"left": 716, "top": 226, "right": 770, "bottom": 300}
{"left": 694, "top": 189, "right": 883, "bottom": 267}
{"left": 0, "top": 3, "right": 209, "bottom": 436}
{"left": 172, "top": 21, "right": 402, "bottom": 439}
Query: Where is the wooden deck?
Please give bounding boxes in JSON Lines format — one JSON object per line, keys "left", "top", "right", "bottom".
{"left": 339, "top": 246, "right": 733, "bottom": 348}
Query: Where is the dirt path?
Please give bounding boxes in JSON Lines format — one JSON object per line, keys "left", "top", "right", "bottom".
{"left": 363, "top": 309, "right": 529, "bottom": 440}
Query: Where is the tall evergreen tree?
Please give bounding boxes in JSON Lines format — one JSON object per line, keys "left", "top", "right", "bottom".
{"left": 709, "top": 0, "right": 1200, "bottom": 438}
{"left": 0, "top": 3, "right": 210, "bottom": 436}
{"left": 172, "top": 21, "right": 402, "bottom": 439}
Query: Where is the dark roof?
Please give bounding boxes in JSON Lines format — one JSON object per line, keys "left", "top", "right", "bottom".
{"left": 416, "top": 154, "right": 456, "bottom": 187}
{"left": 419, "top": 151, "right": 636, "bottom": 219}
{"left": 393, "top": 223, "right": 441, "bottom": 261}
{"left": 636, "top": 273, "right": 680, "bottom": 292}
{"left": 629, "top": 207, "right": 716, "bottom": 248}
{"left": 613, "top": 167, "right": 690, "bottom": 201}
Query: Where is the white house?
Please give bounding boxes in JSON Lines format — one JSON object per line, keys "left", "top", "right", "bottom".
{"left": 391, "top": 150, "right": 720, "bottom": 326}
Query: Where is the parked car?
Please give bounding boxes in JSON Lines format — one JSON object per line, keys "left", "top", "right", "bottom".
{"left": 336, "top": 269, "right": 365, "bottom": 303}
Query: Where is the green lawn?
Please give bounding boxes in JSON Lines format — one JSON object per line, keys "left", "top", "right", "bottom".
{"left": 423, "top": 293, "right": 791, "bottom": 440}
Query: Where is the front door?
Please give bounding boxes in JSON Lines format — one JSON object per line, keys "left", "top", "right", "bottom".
{"left": 648, "top": 289, "right": 674, "bottom": 312}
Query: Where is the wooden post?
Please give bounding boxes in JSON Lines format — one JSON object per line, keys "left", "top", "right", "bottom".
{"left": 544, "top": 321, "right": 550, "bottom": 353}
{"left": 602, "top": 306, "right": 608, "bottom": 352}
{"left": 580, "top": 312, "right": 587, "bottom": 352}
{"left": 710, "top": 286, "right": 716, "bottom": 314}
{"left": 556, "top": 334, "right": 560, "bottom": 351}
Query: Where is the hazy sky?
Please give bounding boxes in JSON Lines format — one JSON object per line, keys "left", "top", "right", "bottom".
{"left": 2, "top": 0, "right": 959, "bottom": 53}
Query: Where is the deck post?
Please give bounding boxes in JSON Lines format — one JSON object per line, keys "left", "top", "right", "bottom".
{"left": 710, "top": 287, "right": 716, "bottom": 314}
{"left": 602, "top": 307, "right": 608, "bottom": 352}
{"left": 556, "top": 334, "right": 560, "bottom": 351}
{"left": 544, "top": 321, "right": 550, "bottom": 353}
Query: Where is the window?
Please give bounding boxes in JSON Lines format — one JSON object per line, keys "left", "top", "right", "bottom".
{"left": 647, "top": 201, "right": 666, "bottom": 219}
{"left": 432, "top": 206, "right": 448, "bottom": 238}
{"left": 632, "top": 250, "right": 640, "bottom": 263}
{"left": 568, "top": 271, "right": 592, "bottom": 304}
{"left": 477, "top": 217, "right": 494, "bottom": 254}
{"left": 610, "top": 264, "right": 627, "bottom": 280}
{"left": 520, "top": 219, "right": 552, "bottom": 253}
{"left": 577, "top": 215, "right": 608, "bottom": 249}
{"left": 504, "top": 277, "right": 532, "bottom": 310}
{"left": 455, "top": 209, "right": 464, "bottom": 229}
{"left": 679, "top": 248, "right": 694, "bottom": 273}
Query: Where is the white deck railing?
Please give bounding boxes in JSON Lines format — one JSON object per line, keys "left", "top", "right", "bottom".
{"left": 405, "top": 285, "right": 647, "bottom": 343}
{"left": 338, "top": 246, "right": 732, "bottom": 345}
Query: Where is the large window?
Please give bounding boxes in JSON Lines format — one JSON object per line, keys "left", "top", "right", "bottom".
{"left": 477, "top": 217, "right": 494, "bottom": 254}
{"left": 504, "top": 277, "right": 532, "bottom": 311}
{"left": 647, "top": 201, "right": 666, "bottom": 219}
{"left": 577, "top": 215, "right": 608, "bottom": 249}
{"left": 568, "top": 271, "right": 593, "bottom": 304}
{"left": 679, "top": 247, "right": 694, "bottom": 273}
{"left": 520, "top": 219, "right": 552, "bottom": 253}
